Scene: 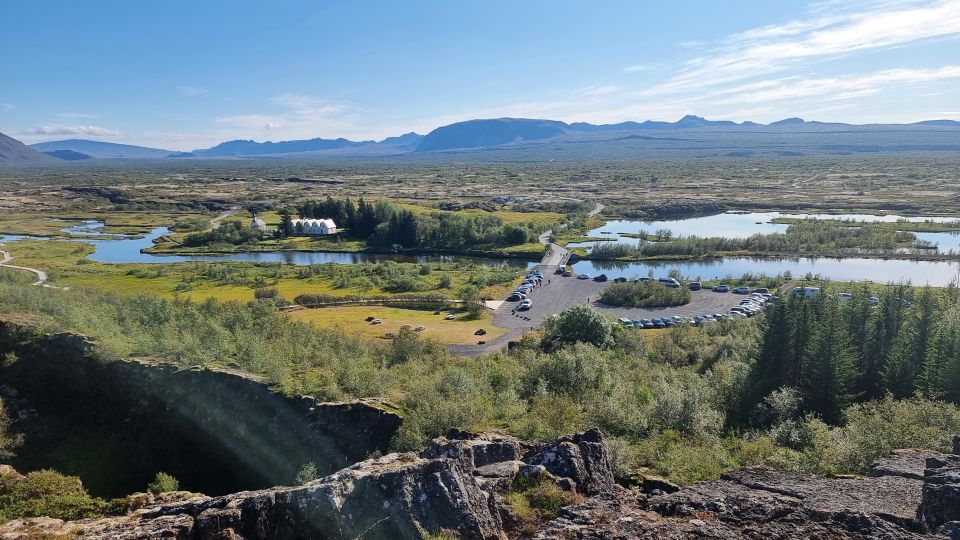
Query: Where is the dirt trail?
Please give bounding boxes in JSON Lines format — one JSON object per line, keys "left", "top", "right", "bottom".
{"left": 0, "top": 247, "right": 68, "bottom": 290}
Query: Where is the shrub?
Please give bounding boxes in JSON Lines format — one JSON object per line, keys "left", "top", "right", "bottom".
{"left": 0, "top": 470, "right": 105, "bottom": 523}
{"left": 146, "top": 472, "right": 179, "bottom": 495}
{"left": 827, "top": 396, "right": 960, "bottom": 473}
{"left": 295, "top": 462, "right": 319, "bottom": 485}
{"left": 542, "top": 305, "right": 616, "bottom": 349}
{"left": 0, "top": 399, "right": 22, "bottom": 459}
{"left": 599, "top": 281, "right": 691, "bottom": 308}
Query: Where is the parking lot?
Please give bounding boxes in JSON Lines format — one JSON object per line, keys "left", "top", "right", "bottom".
{"left": 492, "top": 265, "right": 751, "bottom": 330}
{"left": 449, "top": 265, "right": 755, "bottom": 356}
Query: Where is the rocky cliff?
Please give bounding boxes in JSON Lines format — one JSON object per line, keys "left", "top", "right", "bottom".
{"left": 2, "top": 431, "right": 958, "bottom": 539}
{"left": 0, "top": 320, "right": 403, "bottom": 497}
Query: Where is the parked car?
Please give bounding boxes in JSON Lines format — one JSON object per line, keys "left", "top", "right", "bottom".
{"left": 658, "top": 277, "right": 680, "bottom": 288}
{"left": 728, "top": 310, "right": 748, "bottom": 318}
{"left": 688, "top": 281, "right": 702, "bottom": 290}
{"left": 837, "top": 292, "right": 853, "bottom": 300}
{"left": 733, "top": 286, "right": 750, "bottom": 294}
{"left": 636, "top": 277, "right": 652, "bottom": 282}
{"left": 593, "top": 274, "right": 608, "bottom": 282}
{"left": 868, "top": 296, "right": 880, "bottom": 305}
{"left": 713, "top": 284, "right": 730, "bottom": 293}
{"left": 639, "top": 319, "right": 654, "bottom": 329}
{"left": 577, "top": 274, "right": 590, "bottom": 280}
{"left": 518, "top": 299, "right": 533, "bottom": 310}
{"left": 753, "top": 288, "right": 770, "bottom": 294}
{"left": 652, "top": 319, "right": 665, "bottom": 329}
{"left": 613, "top": 277, "right": 628, "bottom": 283}
{"left": 713, "top": 313, "right": 726, "bottom": 320}
{"left": 618, "top": 317, "right": 633, "bottom": 326}
{"left": 662, "top": 318, "right": 675, "bottom": 327}
{"left": 506, "top": 293, "right": 523, "bottom": 302}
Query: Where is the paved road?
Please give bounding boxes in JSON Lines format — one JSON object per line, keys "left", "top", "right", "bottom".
{"left": 538, "top": 202, "right": 603, "bottom": 266}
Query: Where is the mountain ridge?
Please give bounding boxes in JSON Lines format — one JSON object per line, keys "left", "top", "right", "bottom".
{"left": 18, "top": 116, "right": 960, "bottom": 160}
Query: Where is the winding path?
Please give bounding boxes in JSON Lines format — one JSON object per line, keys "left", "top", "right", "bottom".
{"left": 538, "top": 202, "right": 604, "bottom": 266}
{"left": 0, "top": 247, "right": 68, "bottom": 290}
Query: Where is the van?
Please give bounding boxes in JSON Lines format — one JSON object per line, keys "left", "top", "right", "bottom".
{"left": 792, "top": 286, "right": 821, "bottom": 298}
{"left": 658, "top": 277, "right": 680, "bottom": 288}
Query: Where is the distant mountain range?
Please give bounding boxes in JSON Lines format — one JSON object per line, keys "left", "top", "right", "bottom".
{"left": 30, "top": 139, "right": 173, "bottom": 158}
{"left": 4, "top": 115, "right": 959, "bottom": 165}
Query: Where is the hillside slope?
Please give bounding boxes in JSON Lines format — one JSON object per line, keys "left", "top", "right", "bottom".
{"left": 0, "top": 132, "right": 58, "bottom": 164}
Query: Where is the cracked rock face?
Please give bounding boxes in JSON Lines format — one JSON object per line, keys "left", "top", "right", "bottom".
{"left": 1, "top": 431, "right": 958, "bottom": 539}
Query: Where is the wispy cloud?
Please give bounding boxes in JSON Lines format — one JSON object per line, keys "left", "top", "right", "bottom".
{"left": 18, "top": 124, "right": 121, "bottom": 137}
{"left": 177, "top": 85, "right": 207, "bottom": 97}
{"left": 214, "top": 92, "right": 361, "bottom": 139}
{"left": 579, "top": 85, "right": 622, "bottom": 97}
{"left": 55, "top": 112, "right": 99, "bottom": 119}
{"left": 648, "top": 0, "right": 960, "bottom": 96}
{"left": 0, "top": 104, "right": 13, "bottom": 112}
{"left": 623, "top": 64, "right": 651, "bottom": 73}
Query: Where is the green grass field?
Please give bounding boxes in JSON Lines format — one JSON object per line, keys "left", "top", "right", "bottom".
{"left": 288, "top": 305, "right": 505, "bottom": 345}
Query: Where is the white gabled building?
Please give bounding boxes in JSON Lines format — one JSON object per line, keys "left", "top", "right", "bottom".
{"left": 250, "top": 213, "right": 267, "bottom": 230}
{"left": 292, "top": 218, "right": 337, "bottom": 235}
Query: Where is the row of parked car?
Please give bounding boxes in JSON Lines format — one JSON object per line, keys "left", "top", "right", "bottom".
{"left": 618, "top": 312, "right": 742, "bottom": 329}
{"left": 505, "top": 270, "right": 544, "bottom": 310}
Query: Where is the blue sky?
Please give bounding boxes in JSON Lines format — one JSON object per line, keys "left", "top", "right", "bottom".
{"left": 2, "top": 0, "right": 959, "bottom": 150}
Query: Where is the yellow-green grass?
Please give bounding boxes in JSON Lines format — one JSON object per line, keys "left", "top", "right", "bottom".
{"left": 0, "top": 238, "right": 516, "bottom": 302}
{"left": 0, "top": 210, "right": 205, "bottom": 237}
{"left": 288, "top": 305, "right": 504, "bottom": 345}
{"left": 396, "top": 202, "right": 564, "bottom": 227}
{"left": 770, "top": 216, "right": 960, "bottom": 232}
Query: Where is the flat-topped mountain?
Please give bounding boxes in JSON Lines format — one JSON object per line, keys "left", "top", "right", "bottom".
{"left": 30, "top": 139, "right": 173, "bottom": 158}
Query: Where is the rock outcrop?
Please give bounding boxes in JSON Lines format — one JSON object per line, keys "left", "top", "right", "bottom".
{"left": 6, "top": 429, "right": 958, "bottom": 539}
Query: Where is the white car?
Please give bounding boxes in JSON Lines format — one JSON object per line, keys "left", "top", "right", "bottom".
{"left": 518, "top": 299, "right": 533, "bottom": 310}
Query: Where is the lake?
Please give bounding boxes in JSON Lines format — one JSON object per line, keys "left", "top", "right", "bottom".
{"left": 0, "top": 226, "right": 531, "bottom": 268}
{"left": 568, "top": 212, "right": 960, "bottom": 254}
{"left": 4, "top": 216, "right": 960, "bottom": 285}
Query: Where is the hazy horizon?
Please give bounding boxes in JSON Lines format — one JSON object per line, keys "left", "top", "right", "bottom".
{"left": 3, "top": 0, "right": 960, "bottom": 150}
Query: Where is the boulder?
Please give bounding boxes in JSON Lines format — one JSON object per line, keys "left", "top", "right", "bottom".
{"left": 523, "top": 428, "right": 615, "bottom": 496}
{"left": 917, "top": 453, "right": 960, "bottom": 535}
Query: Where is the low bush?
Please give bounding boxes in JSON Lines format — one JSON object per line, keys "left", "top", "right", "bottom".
{"left": 599, "top": 281, "right": 691, "bottom": 308}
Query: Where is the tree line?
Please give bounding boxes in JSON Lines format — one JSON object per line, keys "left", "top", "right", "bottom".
{"left": 291, "top": 196, "right": 542, "bottom": 250}
{"left": 589, "top": 221, "right": 919, "bottom": 259}
{"left": 739, "top": 283, "right": 960, "bottom": 426}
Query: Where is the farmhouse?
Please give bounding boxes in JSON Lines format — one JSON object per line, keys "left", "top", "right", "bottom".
{"left": 292, "top": 218, "right": 337, "bottom": 235}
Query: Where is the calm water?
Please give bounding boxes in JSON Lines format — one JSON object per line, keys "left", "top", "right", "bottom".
{"left": 571, "top": 257, "right": 960, "bottom": 286}
{"left": 0, "top": 226, "right": 530, "bottom": 268}
{"left": 4, "top": 217, "right": 960, "bottom": 284}
{"left": 568, "top": 212, "right": 960, "bottom": 254}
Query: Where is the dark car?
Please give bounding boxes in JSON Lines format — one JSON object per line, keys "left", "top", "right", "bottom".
{"left": 652, "top": 319, "right": 666, "bottom": 329}
{"left": 688, "top": 281, "right": 702, "bottom": 291}
{"left": 506, "top": 293, "right": 523, "bottom": 302}
{"left": 713, "top": 284, "right": 730, "bottom": 293}
{"left": 613, "top": 277, "right": 628, "bottom": 283}
{"left": 593, "top": 274, "right": 608, "bottom": 282}
{"left": 662, "top": 318, "right": 675, "bottom": 327}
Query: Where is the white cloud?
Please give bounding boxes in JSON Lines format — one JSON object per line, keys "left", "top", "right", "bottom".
{"left": 623, "top": 64, "right": 651, "bottom": 73}
{"left": 18, "top": 124, "right": 121, "bottom": 137}
{"left": 1, "top": 103, "right": 13, "bottom": 112}
{"left": 178, "top": 85, "right": 207, "bottom": 96}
